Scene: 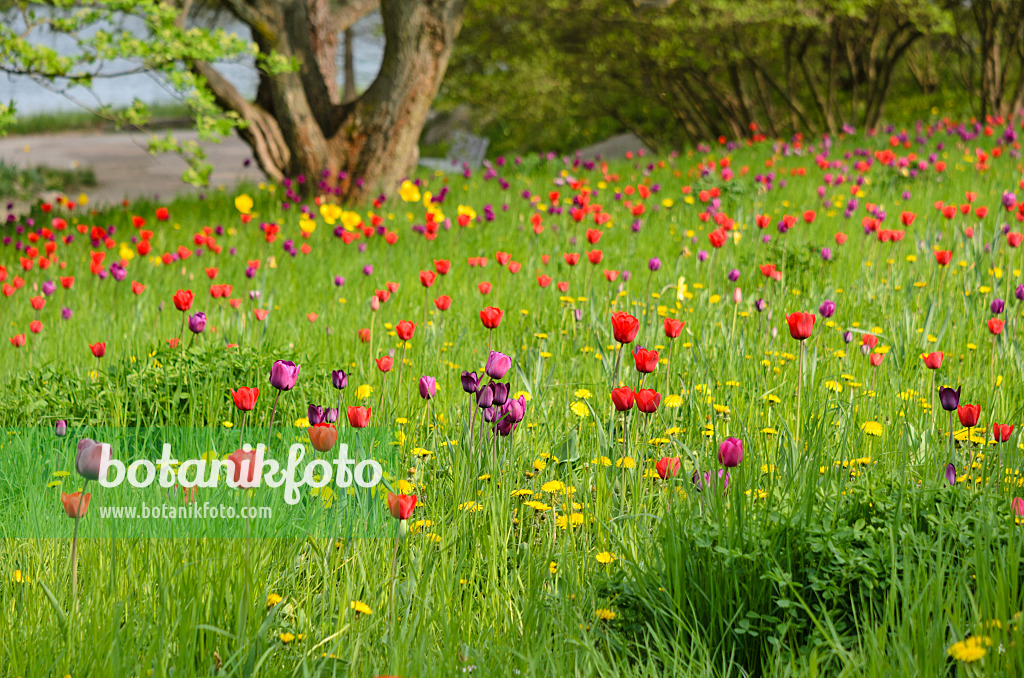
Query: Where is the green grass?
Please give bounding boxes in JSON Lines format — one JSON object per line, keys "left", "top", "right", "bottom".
{"left": 2, "top": 124, "right": 1024, "bottom": 676}
{"left": 4, "top": 102, "right": 191, "bottom": 137}
{"left": 0, "top": 160, "right": 96, "bottom": 201}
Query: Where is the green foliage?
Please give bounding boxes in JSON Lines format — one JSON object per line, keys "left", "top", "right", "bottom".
{"left": 0, "top": 159, "right": 95, "bottom": 200}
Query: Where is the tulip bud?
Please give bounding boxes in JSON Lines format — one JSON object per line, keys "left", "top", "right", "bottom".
{"left": 732, "top": 287, "right": 742, "bottom": 304}
{"left": 55, "top": 420, "right": 67, "bottom": 437}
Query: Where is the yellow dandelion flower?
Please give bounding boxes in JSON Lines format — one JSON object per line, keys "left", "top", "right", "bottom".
{"left": 595, "top": 608, "right": 617, "bottom": 621}
{"left": 596, "top": 551, "right": 617, "bottom": 564}
{"left": 350, "top": 600, "right": 373, "bottom": 615}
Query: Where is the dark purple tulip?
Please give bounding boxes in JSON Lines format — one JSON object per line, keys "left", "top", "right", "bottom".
{"left": 938, "top": 386, "right": 960, "bottom": 412}
{"left": 476, "top": 383, "right": 494, "bottom": 408}
{"left": 727, "top": 268, "right": 740, "bottom": 282}
{"left": 945, "top": 463, "right": 956, "bottom": 486}
{"left": 334, "top": 276, "right": 345, "bottom": 286}
{"left": 270, "top": 360, "right": 300, "bottom": 391}
{"left": 362, "top": 264, "right": 373, "bottom": 276}
{"left": 491, "top": 382, "right": 510, "bottom": 407}
{"left": 324, "top": 408, "right": 339, "bottom": 423}
{"left": 308, "top": 404, "right": 325, "bottom": 425}
{"left": 992, "top": 298, "right": 1005, "bottom": 315}
{"left": 502, "top": 395, "right": 527, "bottom": 423}
{"left": 188, "top": 312, "right": 207, "bottom": 334}
{"left": 418, "top": 375, "right": 437, "bottom": 400}
{"left": 1017, "top": 285, "right": 1024, "bottom": 302}
{"left": 495, "top": 417, "right": 517, "bottom": 437}
{"left": 818, "top": 300, "right": 836, "bottom": 318}
{"left": 754, "top": 299, "right": 767, "bottom": 312}
{"left": 843, "top": 331, "right": 853, "bottom": 343}
{"left": 332, "top": 370, "right": 348, "bottom": 390}
{"left": 697, "top": 250, "right": 708, "bottom": 262}
{"left": 461, "top": 371, "right": 480, "bottom": 394}
{"left": 55, "top": 420, "right": 67, "bottom": 437}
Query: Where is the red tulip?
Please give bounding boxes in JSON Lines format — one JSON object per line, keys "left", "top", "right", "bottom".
{"left": 419, "top": 270, "right": 436, "bottom": 287}
{"left": 347, "top": 405, "right": 372, "bottom": 428}
{"left": 587, "top": 250, "right": 602, "bottom": 265}
{"left": 635, "top": 389, "right": 661, "bottom": 414}
{"left": 835, "top": 232, "right": 848, "bottom": 245}
{"left": 480, "top": 306, "right": 503, "bottom": 329}
{"left": 131, "top": 281, "right": 145, "bottom": 295}
{"left": 496, "top": 251, "right": 511, "bottom": 266}
{"left": 173, "top": 289, "right": 194, "bottom": 312}
{"left": 633, "top": 347, "right": 659, "bottom": 373}
{"left": 376, "top": 356, "right": 393, "bottom": 373}
{"left": 664, "top": 318, "right": 685, "bottom": 339}
{"left": 934, "top": 250, "right": 952, "bottom": 266}
{"left": 308, "top": 423, "right": 338, "bottom": 452}
{"left": 989, "top": 318, "right": 1005, "bottom": 335}
{"left": 396, "top": 320, "right": 415, "bottom": 341}
{"left": 231, "top": 387, "right": 259, "bottom": 411}
{"left": 254, "top": 309, "right": 269, "bottom": 321}
{"left": 958, "top": 404, "right": 980, "bottom": 427}
{"left": 358, "top": 328, "right": 371, "bottom": 342}
{"left": 89, "top": 342, "right": 106, "bottom": 358}
{"left": 708, "top": 227, "right": 728, "bottom": 248}
{"left": 994, "top": 424, "right": 1015, "bottom": 442}
{"left": 537, "top": 274, "right": 552, "bottom": 288}
{"left": 29, "top": 320, "right": 42, "bottom": 334}
{"left": 227, "top": 448, "right": 260, "bottom": 487}
{"left": 611, "top": 387, "right": 635, "bottom": 411}
{"left": 611, "top": 312, "right": 639, "bottom": 344}
{"left": 785, "top": 313, "right": 815, "bottom": 340}
{"left": 563, "top": 252, "right": 580, "bottom": 266}
{"left": 9, "top": 334, "right": 25, "bottom": 347}
{"left": 656, "top": 456, "right": 681, "bottom": 479}
{"left": 434, "top": 295, "right": 451, "bottom": 311}
{"left": 478, "top": 282, "right": 492, "bottom": 295}
{"left": 1008, "top": 232, "right": 1023, "bottom": 248}
{"left": 155, "top": 207, "right": 170, "bottom": 221}
{"left": 61, "top": 491, "right": 91, "bottom": 518}
{"left": 433, "top": 259, "right": 450, "bottom": 275}
{"left": 30, "top": 296, "right": 45, "bottom": 310}
{"left": 387, "top": 492, "right": 417, "bottom": 520}
{"left": 921, "top": 351, "right": 943, "bottom": 369}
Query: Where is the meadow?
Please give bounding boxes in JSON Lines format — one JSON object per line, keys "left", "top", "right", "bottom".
{"left": 3, "top": 118, "right": 1024, "bottom": 676}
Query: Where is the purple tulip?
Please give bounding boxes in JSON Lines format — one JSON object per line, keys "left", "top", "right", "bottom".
{"left": 55, "top": 420, "right": 67, "bottom": 437}
{"left": 945, "top": 463, "right": 956, "bottom": 486}
{"left": 648, "top": 258, "right": 662, "bottom": 272}
{"left": 462, "top": 371, "right": 480, "bottom": 394}
{"left": 188, "top": 312, "right": 207, "bottom": 334}
{"left": 843, "top": 331, "right": 853, "bottom": 343}
{"left": 728, "top": 269, "right": 740, "bottom": 282}
{"left": 992, "top": 298, "right": 1005, "bottom": 315}
{"left": 75, "top": 438, "right": 110, "bottom": 481}
{"left": 42, "top": 281, "right": 56, "bottom": 296}
{"left": 718, "top": 437, "right": 743, "bottom": 467}
{"left": 485, "top": 351, "right": 512, "bottom": 379}
{"left": 334, "top": 276, "right": 345, "bottom": 286}
{"left": 491, "top": 382, "right": 510, "bottom": 406}
{"left": 818, "top": 300, "right": 836, "bottom": 318}
{"left": 62, "top": 307, "right": 73, "bottom": 320}
{"left": 362, "top": 264, "right": 373, "bottom": 276}
{"left": 821, "top": 248, "right": 833, "bottom": 261}
{"left": 476, "top": 383, "right": 494, "bottom": 408}
{"left": 754, "top": 299, "right": 767, "bottom": 312}
{"left": 938, "top": 386, "right": 960, "bottom": 412}
{"left": 419, "top": 375, "right": 437, "bottom": 400}
{"left": 270, "top": 360, "right": 300, "bottom": 391}
{"left": 308, "top": 404, "right": 325, "bottom": 425}
{"left": 332, "top": 370, "right": 348, "bottom": 390}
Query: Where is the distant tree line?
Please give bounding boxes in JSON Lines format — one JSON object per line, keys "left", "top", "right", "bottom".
{"left": 441, "top": 0, "right": 1024, "bottom": 153}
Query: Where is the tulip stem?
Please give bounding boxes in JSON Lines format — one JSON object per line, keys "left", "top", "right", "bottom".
{"left": 237, "top": 410, "right": 247, "bottom": 449}
{"left": 70, "top": 479, "right": 89, "bottom": 603}
{"left": 389, "top": 533, "right": 400, "bottom": 631}
{"left": 266, "top": 391, "right": 281, "bottom": 452}
{"left": 796, "top": 342, "right": 804, "bottom": 444}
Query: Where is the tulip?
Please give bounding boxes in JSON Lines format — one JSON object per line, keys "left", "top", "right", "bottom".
{"left": 935, "top": 250, "right": 952, "bottom": 266}
{"left": 231, "top": 387, "right": 259, "bottom": 411}
{"left": 656, "top": 456, "right": 681, "bottom": 479}
{"left": 387, "top": 492, "right": 417, "bottom": 520}
{"left": 648, "top": 258, "right": 662, "bottom": 271}
{"left": 227, "top": 447, "right": 260, "bottom": 487}
{"left": 958, "top": 404, "right": 980, "bottom": 427}
{"left": 1017, "top": 285, "right": 1024, "bottom": 302}
{"left": 332, "top": 370, "right": 348, "bottom": 390}
{"left": 491, "top": 382, "right": 510, "bottom": 406}
{"left": 347, "top": 406, "right": 372, "bottom": 428}
{"left": 869, "top": 353, "right": 884, "bottom": 366}
{"left": 55, "top": 420, "right": 67, "bottom": 437}
{"left": 818, "top": 300, "right": 836, "bottom": 318}
{"left": 938, "top": 386, "right": 960, "bottom": 412}
{"left": 173, "top": 289, "right": 194, "bottom": 312}
{"left": 633, "top": 347, "right": 659, "bottom": 373}
{"left": 635, "top": 389, "right": 661, "bottom": 413}
{"left": 989, "top": 318, "right": 1005, "bottom": 335}
{"left": 418, "top": 375, "right": 437, "bottom": 399}
{"left": 75, "top": 438, "right": 110, "bottom": 481}
{"left": 921, "top": 352, "right": 943, "bottom": 369}
{"left": 396, "top": 320, "right": 415, "bottom": 341}
{"left": 308, "top": 404, "right": 325, "bottom": 425}
{"left": 1014, "top": 497, "right": 1024, "bottom": 517}
{"left": 89, "top": 342, "right": 106, "bottom": 358}
{"left": 376, "top": 355, "right": 393, "bottom": 373}
{"left": 434, "top": 295, "right": 451, "bottom": 310}
{"left": 188, "top": 311, "right": 207, "bottom": 334}
{"left": 480, "top": 306, "right": 504, "bottom": 329}
{"left": 717, "top": 437, "right": 743, "bottom": 467}
{"left": 611, "top": 387, "right": 635, "bottom": 411}
{"left": 842, "top": 331, "right": 853, "bottom": 343}
{"left": 992, "top": 298, "right": 1005, "bottom": 314}
{"left": 755, "top": 299, "right": 767, "bottom": 312}
{"left": 994, "top": 424, "right": 1015, "bottom": 442}
{"left": 61, "top": 491, "right": 91, "bottom": 519}
{"left": 785, "top": 313, "right": 815, "bottom": 340}
{"left": 308, "top": 422, "right": 338, "bottom": 452}
{"left": 270, "top": 360, "right": 300, "bottom": 391}
{"left": 945, "top": 463, "right": 956, "bottom": 486}
{"left": 477, "top": 383, "right": 494, "bottom": 408}
{"left": 485, "top": 351, "right": 512, "bottom": 379}
{"left": 664, "top": 318, "right": 684, "bottom": 338}
{"left": 611, "top": 312, "right": 640, "bottom": 344}
{"left": 461, "top": 371, "right": 480, "bottom": 394}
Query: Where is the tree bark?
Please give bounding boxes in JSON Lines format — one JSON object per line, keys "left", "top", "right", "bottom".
{"left": 191, "top": 0, "right": 464, "bottom": 202}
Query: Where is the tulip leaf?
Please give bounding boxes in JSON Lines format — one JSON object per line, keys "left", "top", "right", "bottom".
{"left": 37, "top": 580, "right": 67, "bottom": 632}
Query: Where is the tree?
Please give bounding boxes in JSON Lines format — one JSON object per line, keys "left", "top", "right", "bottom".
{"left": 0, "top": 0, "right": 466, "bottom": 201}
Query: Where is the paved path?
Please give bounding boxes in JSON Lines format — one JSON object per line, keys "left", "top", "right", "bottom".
{"left": 0, "top": 129, "right": 265, "bottom": 207}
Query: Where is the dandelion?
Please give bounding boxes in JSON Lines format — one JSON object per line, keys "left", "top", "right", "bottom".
{"left": 861, "top": 421, "right": 883, "bottom": 437}
{"left": 570, "top": 402, "right": 589, "bottom": 418}
{"left": 595, "top": 551, "right": 617, "bottom": 564}
{"left": 595, "top": 609, "right": 617, "bottom": 621}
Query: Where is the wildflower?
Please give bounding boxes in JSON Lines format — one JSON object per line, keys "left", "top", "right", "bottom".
{"left": 595, "top": 551, "right": 617, "bottom": 564}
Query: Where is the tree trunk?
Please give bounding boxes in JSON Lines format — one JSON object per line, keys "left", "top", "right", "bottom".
{"left": 193, "top": 0, "right": 464, "bottom": 202}
{"left": 343, "top": 27, "right": 356, "bottom": 102}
